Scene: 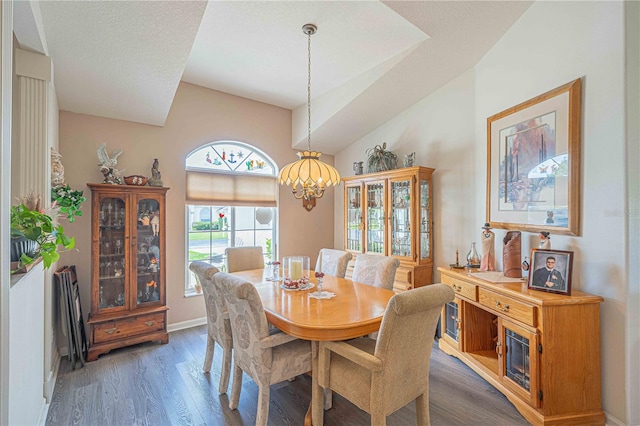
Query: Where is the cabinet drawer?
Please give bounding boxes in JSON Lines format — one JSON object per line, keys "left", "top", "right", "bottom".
{"left": 478, "top": 289, "right": 536, "bottom": 327}
{"left": 395, "top": 267, "right": 413, "bottom": 284}
{"left": 441, "top": 274, "right": 477, "bottom": 301}
{"left": 93, "top": 312, "right": 165, "bottom": 344}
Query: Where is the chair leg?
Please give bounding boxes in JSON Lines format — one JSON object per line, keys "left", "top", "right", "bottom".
{"left": 323, "top": 388, "right": 333, "bottom": 410}
{"left": 255, "top": 383, "right": 271, "bottom": 426}
{"left": 416, "top": 393, "right": 430, "bottom": 425}
{"left": 229, "top": 366, "right": 243, "bottom": 410}
{"left": 219, "top": 345, "right": 232, "bottom": 395}
{"left": 203, "top": 335, "right": 215, "bottom": 373}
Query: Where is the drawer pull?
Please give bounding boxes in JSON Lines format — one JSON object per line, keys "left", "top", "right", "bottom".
{"left": 104, "top": 327, "right": 118, "bottom": 334}
{"left": 144, "top": 320, "right": 156, "bottom": 327}
{"left": 496, "top": 301, "right": 510, "bottom": 312}
{"left": 452, "top": 284, "right": 462, "bottom": 292}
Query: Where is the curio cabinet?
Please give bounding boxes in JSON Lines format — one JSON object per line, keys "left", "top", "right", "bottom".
{"left": 87, "top": 183, "right": 169, "bottom": 361}
{"left": 343, "top": 166, "right": 434, "bottom": 291}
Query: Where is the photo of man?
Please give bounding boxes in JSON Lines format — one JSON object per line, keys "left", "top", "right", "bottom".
{"left": 531, "top": 256, "right": 565, "bottom": 291}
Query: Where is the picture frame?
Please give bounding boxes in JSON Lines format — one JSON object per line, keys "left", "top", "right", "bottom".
{"left": 486, "top": 79, "right": 582, "bottom": 236}
{"left": 527, "top": 248, "right": 573, "bottom": 295}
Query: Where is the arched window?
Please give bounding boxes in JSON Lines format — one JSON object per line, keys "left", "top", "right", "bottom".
{"left": 185, "top": 141, "right": 278, "bottom": 294}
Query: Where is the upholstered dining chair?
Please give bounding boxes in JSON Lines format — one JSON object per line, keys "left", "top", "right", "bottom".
{"left": 317, "top": 283, "right": 454, "bottom": 426}
{"left": 214, "top": 272, "right": 312, "bottom": 426}
{"left": 189, "top": 261, "right": 233, "bottom": 395}
{"left": 315, "top": 248, "right": 353, "bottom": 278}
{"left": 352, "top": 253, "right": 400, "bottom": 290}
{"left": 225, "top": 246, "right": 264, "bottom": 273}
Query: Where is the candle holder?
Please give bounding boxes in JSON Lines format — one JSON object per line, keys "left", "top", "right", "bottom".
{"left": 309, "top": 271, "right": 334, "bottom": 299}
{"left": 282, "top": 256, "right": 310, "bottom": 289}
{"left": 266, "top": 261, "right": 282, "bottom": 281}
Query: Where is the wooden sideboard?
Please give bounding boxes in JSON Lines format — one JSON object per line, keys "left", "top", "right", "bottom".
{"left": 437, "top": 266, "right": 604, "bottom": 426}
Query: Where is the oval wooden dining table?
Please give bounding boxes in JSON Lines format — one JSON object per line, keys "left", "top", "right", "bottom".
{"left": 230, "top": 269, "right": 396, "bottom": 425}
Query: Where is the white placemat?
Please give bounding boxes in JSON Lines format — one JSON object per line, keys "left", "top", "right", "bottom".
{"left": 308, "top": 291, "right": 336, "bottom": 299}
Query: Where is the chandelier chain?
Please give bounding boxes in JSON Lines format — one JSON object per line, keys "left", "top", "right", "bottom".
{"left": 307, "top": 28, "right": 312, "bottom": 152}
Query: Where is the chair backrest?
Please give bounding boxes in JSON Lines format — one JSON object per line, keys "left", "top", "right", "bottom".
{"left": 214, "top": 272, "right": 272, "bottom": 377}
{"left": 352, "top": 253, "right": 400, "bottom": 290}
{"left": 189, "top": 261, "right": 232, "bottom": 348}
{"left": 225, "top": 246, "right": 265, "bottom": 273}
{"left": 189, "top": 261, "right": 232, "bottom": 347}
{"left": 315, "top": 248, "right": 353, "bottom": 278}
{"left": 375, "top": 284, "right": 454, "bottom": 412}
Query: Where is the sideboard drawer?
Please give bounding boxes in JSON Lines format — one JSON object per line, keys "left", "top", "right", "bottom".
{"left": 93, "top": 312, "right": 165, "bottom": 344}
{"left": 441, "top": 273, "right": 477, "bottom": 301}
{"left": 478, "top": 289, "right": 536, "bottom": 327}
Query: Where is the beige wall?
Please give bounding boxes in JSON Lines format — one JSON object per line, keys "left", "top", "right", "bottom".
{"left": 333, "top": 2, "right": 633, "bottom": 424}
{"left": 58, "top": 81, "right": 336, "bottom": 327}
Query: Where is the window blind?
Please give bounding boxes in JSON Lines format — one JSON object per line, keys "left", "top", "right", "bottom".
{"left": 186, "top": 170, "right": 277, "bottom": 207}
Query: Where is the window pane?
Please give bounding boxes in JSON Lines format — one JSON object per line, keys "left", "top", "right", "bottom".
{"left": 186, "top": 204, "right": 276, "bottom": 293}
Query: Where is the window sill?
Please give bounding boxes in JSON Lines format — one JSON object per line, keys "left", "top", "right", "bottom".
{"left": 184, "top": 291, "right": 204, "bottom": 298}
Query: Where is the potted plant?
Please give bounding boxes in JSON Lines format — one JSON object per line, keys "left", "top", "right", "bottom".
{"left": 366, "top": 142, "right": 398, "bottom": 173}
{"left": 10, "top": 193, "right": 75, "bottom": 271}
{"left": 51, "top": 184, "right": 86, "bottom": 222}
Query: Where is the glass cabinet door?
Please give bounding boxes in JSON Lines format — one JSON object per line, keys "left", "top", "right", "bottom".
{"left": 390, "top": 178, "right": 412, "bottom": 258}
{"left": 136, "top": 197, "right": 162, "bottom": 307}
{"left": 365, "top": 181, "right": 386, "bottom": 254}
{"left": 98, "top": 196, "right": 127, "bottom": 311}
{"left": 345, "top": 185, "right": 363, "bottom": 252}
{"left": 498, "top": 319, "right": 539, "bottom": 407}
{"left": 419, "top": 178, "right": 431, "bottom": 260}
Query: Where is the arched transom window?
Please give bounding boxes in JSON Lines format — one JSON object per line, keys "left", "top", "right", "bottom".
{"left": 184, "top": 141, "right": 278, "bottom": 294}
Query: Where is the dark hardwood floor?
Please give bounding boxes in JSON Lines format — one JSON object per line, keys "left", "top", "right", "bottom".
{"left": 46, "top": 325, "right": 529, "bottom": 425}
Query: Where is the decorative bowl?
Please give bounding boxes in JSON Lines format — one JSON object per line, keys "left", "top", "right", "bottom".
{"left": 124, "top": 175, "right": 148, "bottom": 186}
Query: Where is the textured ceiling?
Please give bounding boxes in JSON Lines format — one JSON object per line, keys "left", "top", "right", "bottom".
{"left": 17, "top": 1, "right": 533, "bottom": 153}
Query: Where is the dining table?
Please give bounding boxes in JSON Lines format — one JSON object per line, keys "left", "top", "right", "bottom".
{"left": 230, "top": 268, "right": 396, "bottom": 426}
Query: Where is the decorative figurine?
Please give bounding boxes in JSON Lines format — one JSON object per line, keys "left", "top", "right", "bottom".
{"left": 403, "top": 152, "right": 415, "bottom": 168}
{"left": 51, "top": 147, "right": 66, "bottom": 187}
{"left": 539, "top": 231, "right": 551, "bottom": 249}
{"left": 148, "top": 158, "right": 163, "bottom": 187}
{"left": 97, "top": 143, "right": 124, "bottom": 184}
{"left": 353, "top": 161, "right": 364, "bottom": 175}
{"left": 479, "top": 222, "right": 496, "bottom": 271}
{"left": 503, "top": 231, "right": 522, "bottom": 278}
{"left": 150, "top": 211, "right": 160, "bottom": 236}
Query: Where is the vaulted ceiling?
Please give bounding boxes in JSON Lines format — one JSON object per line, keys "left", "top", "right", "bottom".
{"left": 14, "top": 1, "right": 532, "bottom": 154}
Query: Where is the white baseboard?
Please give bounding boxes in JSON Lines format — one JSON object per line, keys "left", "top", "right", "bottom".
{"left": 43, "top": 350, "right": 61, "bottom": 402}
{"left": 605, "top": 412, "right": 625, "bottom": 426}
{"left": 167, "top": 317, "right": 206, "bottom": 333}
{"left": 36, "top": 396, "right": 47, "bottom": 426}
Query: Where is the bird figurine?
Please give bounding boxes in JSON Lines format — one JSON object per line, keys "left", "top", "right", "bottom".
{"left": 97, "top": 143, "right": 122, "bottom": 169}
{"left": 97, "top": 143, "right": 124, "bottom": 184}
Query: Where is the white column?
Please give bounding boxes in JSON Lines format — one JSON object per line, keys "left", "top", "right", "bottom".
{"left": 13, "top": 47, "right": 51, "bottom": 199}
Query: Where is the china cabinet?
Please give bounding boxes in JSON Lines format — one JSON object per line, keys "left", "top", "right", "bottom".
{"left": 343, "top": 166, "right": 434, "bottom": 291}
{"left": 87, "top": 183, "right": 169, "bottom": 361}
{"left": 438, "top": 267, "right": 604, "bottom": 425}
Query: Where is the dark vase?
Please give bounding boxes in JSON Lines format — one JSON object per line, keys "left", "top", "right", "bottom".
{"left": 10, "top": 236, "right": 37, "bottom": 262}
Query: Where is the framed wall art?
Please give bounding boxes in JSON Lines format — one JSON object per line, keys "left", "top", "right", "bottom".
{"left": 527, "top": 248, "right": 573, "bottom": 295}
{"left": 486, "top": 78, "right": 582, "bottom": 236}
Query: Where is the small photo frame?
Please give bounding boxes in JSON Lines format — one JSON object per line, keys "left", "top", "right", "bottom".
{"left": 527, "top": 249, "right": 573, "bottom": 295}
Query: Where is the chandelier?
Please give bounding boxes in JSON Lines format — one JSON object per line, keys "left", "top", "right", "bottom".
{"left": 277, "top": 23, "right": 341, "bottom": 212}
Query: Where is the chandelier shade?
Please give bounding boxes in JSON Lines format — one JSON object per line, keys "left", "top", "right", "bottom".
{"left": 278, "top": 151, "right": 341, "bottom": 197}
{"left": 277, "top": 23, "right": 341, "bottom": 211}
